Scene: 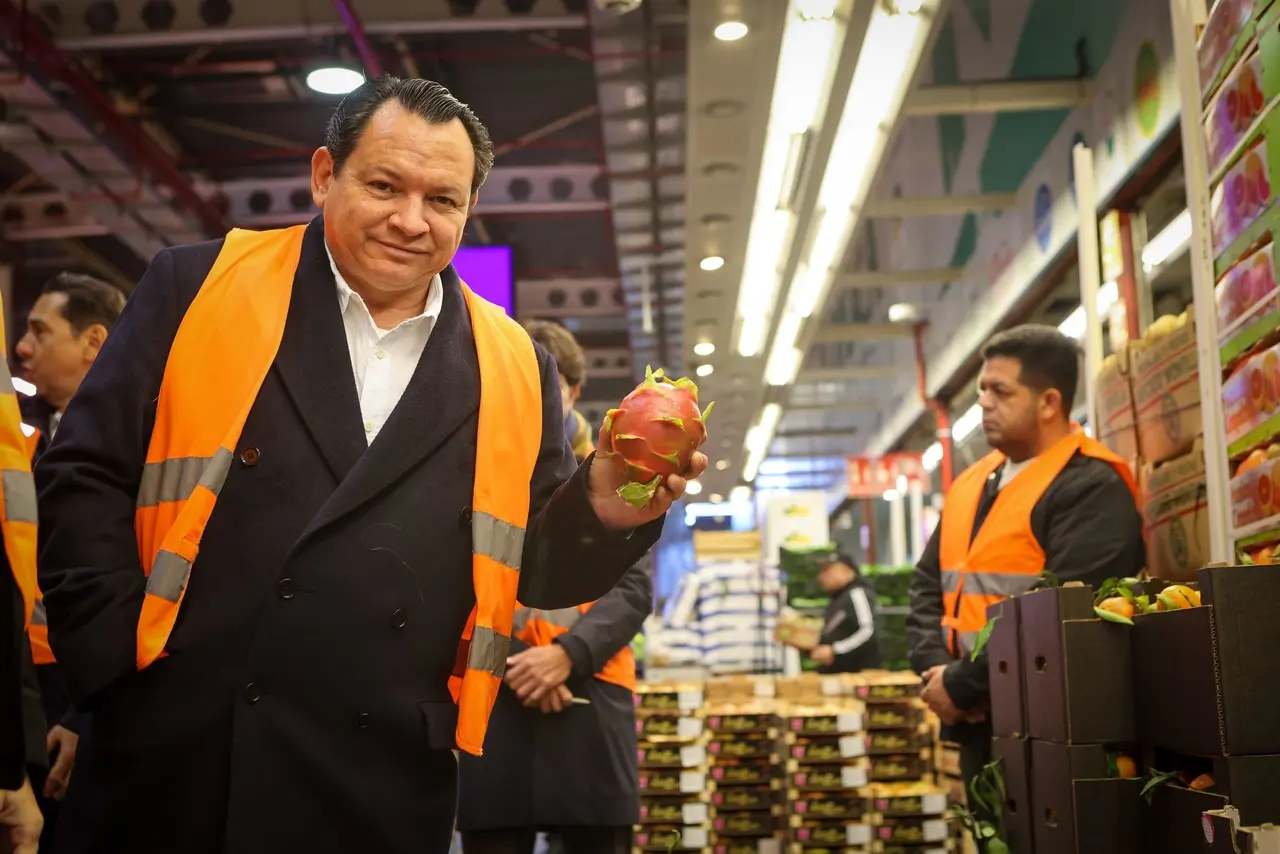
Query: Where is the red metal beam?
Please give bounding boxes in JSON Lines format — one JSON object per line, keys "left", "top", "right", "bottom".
{"left": 331, "top": 0, "right": 384, "bottom": 79}
{"left": 0, "top": 0, "right": 230, "bottom": 238}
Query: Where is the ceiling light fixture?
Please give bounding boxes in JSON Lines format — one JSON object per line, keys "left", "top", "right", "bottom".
{"left": 887, "top": 302, "right": 919, "bottom": 324}
{"left": 700, "top": 255, "right": 726, "bottom": 272}
{"left": 685, "top": 480, "right": 703, "bottom": 495}
{"left": 696, "top": 363, "right": 715, "bottom": 377}
{"left": 714, "top": 21, "right": 749, "bottom": 41}
{"left": 715, "top": 459, "right": 730, "bottom": 471}
{"left": 306, "top": 66, "right": 365, "bottom": 96}
{"left": 693, "top": 341, "right": 716, "bottom": 357}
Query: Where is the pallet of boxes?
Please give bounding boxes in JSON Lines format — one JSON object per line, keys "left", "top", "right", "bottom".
{"left": 779, "top": 673, "right": 950, "bottom": 854}
{"left": 981, "top": 569, "right": 1280, "bottom": 853}
{"left": 703, "top": 675, "right": 788, "bottom": 854}
{"left": 634, "top": 682, "right": 713, "bottom": 853}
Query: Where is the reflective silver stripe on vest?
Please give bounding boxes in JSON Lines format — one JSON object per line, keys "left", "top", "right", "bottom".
{"left": 31, "top": 599, "right": 46, "bottom": 626}
{"left": 136, "top": 448, "right": 235, "bottom": 508}
{"left": 511, "top": 606, "right": 581, "bottom": 635}
{"left": 2, "top": 469, "right": 37, "bottom": 525}
{"left": 941, "top": 569, "right": 1039, "bottom": 599}
{"left": 468, "top": 624, "right": 511, "bottom": 679}
{"left": 472, "top": 510, "right": 524, "bottom": 570}
{"left": 145, "top": 549, "right": 192, "bottom": 603}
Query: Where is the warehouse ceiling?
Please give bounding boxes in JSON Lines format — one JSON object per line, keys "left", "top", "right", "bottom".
{"left": 0, "top": 0, "right": 689, "bottom": 429}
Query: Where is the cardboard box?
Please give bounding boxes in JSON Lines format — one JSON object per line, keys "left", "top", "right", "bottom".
{"left": 986, "top": 597, "right": 1027, "bottom": 738}
{"left": 1096, "top": 343, "right": 1142, "bottom": 462}
{"left": 1211, "top": 103, "right": 1280, "bottom": 274}
{"left": 1211, "top": 754, "right": 1280, "bottom": 824}
{"left": 1146, "top": 784, "right": 1228, "bottom": 854}
{"left": 1199, "top": 0, "right": 1276, "bottom": 107}
{"left": 991, "top": 737, "right": 1035, "bottom": 854}
{"left": 1021, "top": 586, "right": 1137, "bottom": 745}
{"left": 1215, "top": 237, "right": 1280, "bottom": 365}
{"left": 1143, "top": 445, "right": 1211, "bottom": 582}
{"left": 1222, "top": 338, "right": 1280, "bottom": 453}
{"left": 1133, "top": 313, "right": 1203, "bottom": 466}
{"left": 1133, "top": 565, "right": 1280, "bottom": 756}
{"left": 634, "top": 825, "right": 709, "bottom": 851}
{"left": 1030, "top": 740, "right": 1144, "bottom": 854}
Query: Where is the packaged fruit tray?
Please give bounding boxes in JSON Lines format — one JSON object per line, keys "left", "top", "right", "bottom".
{"left": 1228, "top": 443, "right": 1280, "bottom": 538}
{"left": 1204, "top": 20, "right": 1280, "bottom": 182}
{"left": 1215, "top": 235, "right": 1280, "bottom": 364}
{"left": 1222, "top": 338, "right": 1280, "bottom": 455}
{"left": 1209, "top": 101, "right": 1280, "bottom": 276}
{"left": 1199, "top": 0, "right": 1278, "bottom": 108}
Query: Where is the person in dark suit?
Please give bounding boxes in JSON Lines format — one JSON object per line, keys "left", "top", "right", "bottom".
{"left": 457, "top": 322, "right": 651, "bottom": 854}
{"left": 34, "top": 76, "right": 705, "bottom": 854}
{"left": 14, "top": 271, "right": 126, "bottom": 841}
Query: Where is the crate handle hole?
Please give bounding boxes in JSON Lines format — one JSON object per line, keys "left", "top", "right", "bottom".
{"left": 1035, "top": 655, "right": 1048, "bottom": 672}
{"left": 1045, "top": 808, "right": 1058, "bottom": 828}
{"left": 998, "top": 660, "right": 1009, "bottom": 674}
{"left": 1007, "top": 798, "right": 1018, "bottom": 814}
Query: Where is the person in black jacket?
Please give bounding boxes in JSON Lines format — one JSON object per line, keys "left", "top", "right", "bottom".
{"left": 907, "top": 326, "right": 1143, "bottom": 805}
{"left": 809, "top": 552, "right": 882, "bottom": 674}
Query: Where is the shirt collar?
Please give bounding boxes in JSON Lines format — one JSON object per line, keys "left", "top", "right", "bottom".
{"left": 324, "top": 240, "right": 443, "bottom": 325}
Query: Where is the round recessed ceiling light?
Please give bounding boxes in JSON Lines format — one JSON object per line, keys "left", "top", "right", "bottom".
{"left": 714, "top": 20, "right": 748, "bottom": 41}
{"left": 709, "top": 493, "right": 725, "bottom": 504}
{"left": 888, "top": 302, "right": 919, "bottom": 324}
{"left": 696, "top": 363, "right": 715, "bottom": 377}
{"left": 700, "top": 255, "right": 725, "bottom": 272}
{"left": 693, "top": 341, "right": 716, "bottom": 357}
{"left": 715, "top": 459, "right": 730, "bottom": 471}
{"left": 306, "top": 66, "right": 365, "bottom": 95}
{"left": 684, "top": 480, "right": 703, "bottom": 496}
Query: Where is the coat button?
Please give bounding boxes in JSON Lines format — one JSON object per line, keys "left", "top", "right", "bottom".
{"left": 240, "top": 447, "right": 261, "bottom": 466}
{"left": 390, "top": 609, "right": 407, "bottom": 629}
{"left": 354, "top": 712, "right": 371, "bottom": 730}
{"left": 459, "top": 506, "right": 472, "bottom": 530}
{"left": 278, "top": 578, "right": 295, "bottom": 600}
{"left": 244, "top": 682, "right": 261, "bottom": 705}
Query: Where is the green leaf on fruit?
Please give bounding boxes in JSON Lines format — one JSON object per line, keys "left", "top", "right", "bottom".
{"left": 654, "top": 449, "right": 681, "bottom": 465}
{"left": 1039, "top": 570, "right": 1063, "bottom": 588}
{"left": 1156, "top": 591, "right": 1180, "bottom": 612}
{"left": 673, "top": 376, "right": 699, "bottom": 396}
{"left": 658, "top": 416, "right": 685, "bottom": 430}
{"left": 700, "top": 400, "right": 715, "bottom": 421}
{"left": 970, "top": 613, "right": 1000, "bottom": 661}
{"left": 616, "top": 475, "right": 662, "bottom": 509}
{"left": 1094, "top": 606, "right": 1134, "bottom": 626}
{"left": 1141, "top": 768, "right": 1182, "bottom": 804}
{"left": 986, "top": 839, "right": 1011, "bottom": 854}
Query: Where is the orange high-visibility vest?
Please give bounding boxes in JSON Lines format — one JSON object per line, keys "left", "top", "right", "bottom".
{"left": 938, "top": 430, "right": 1137, "bottom": 657}
{"left": 511, "top": 604, "right": 637, "bottom": 692}
{"left": 0, "top": 317, "right": 38, "bottom": 641}
{"left": 18, "top": 424, "right": 54, "bottom": 665}
{"left": 132, "top": 224, "right": 543, "bottom": 756}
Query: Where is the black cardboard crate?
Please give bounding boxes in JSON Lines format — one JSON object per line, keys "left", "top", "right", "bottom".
{"left": 987, "top": 597, "right": 1026, "bottom": 739}
{"left": 1145, "top": 784, "right": 1227, "bottom": 854}
{"left": 1030, "top": 740, "right": 1144, "bottom": 854}
{"left": 1021, "top": 586, "right": 1136, "bottom": 744}
{"left": 1212, "top": 754, "right": 1280, "bottom": 825}
{"left": 992, "top": 736, "right": 1034, "bottom": 854}
{"left": 1134, "top": 565, "right": 1280, "bottom": 756}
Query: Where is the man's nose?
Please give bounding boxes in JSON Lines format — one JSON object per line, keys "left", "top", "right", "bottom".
{"left": 15, "top": 336, "right": 32, "bottom": 360}
{"left": 390, "top": 202, "right": 430, "bottom": 237}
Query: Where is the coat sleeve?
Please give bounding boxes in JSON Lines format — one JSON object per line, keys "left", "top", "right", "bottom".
{"left": 34, "top": 249, "right": 186, "bottom": 710}
{"left": 1040, "top": 461, "right": 1145, "bottom": 588}
{"left": 516, "top": 350, "right": 664, "bottom": 610}
{"left": 555, "top": 559, "right": 653, "bottom": 680}
{"left": 907, "top": 525, "right": 954, "bottom": 674}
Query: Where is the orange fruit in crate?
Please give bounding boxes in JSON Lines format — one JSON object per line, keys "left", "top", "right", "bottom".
{"left": 1157, "top": 585, "right": 1200, "bottom": 611}
{"left": 1249, "top": 368, "right": 1267, "bottom": 409}
{"left": 1188, "top": 773, "right": 1216, "bottom": 791}
{"left": 1265, "top": 352, "right": 1280, "bottom": 410}
{"left": 1239, "top": 448, "right": 1267, "bottom": 475}
{"left": 1257, "top": 546, "right": 1275, "bottom": 565}
{"left": 1097, "top": 597, "right": 1137, "bottom": 620}
{"left": 1114, "top": 754, "right": 1139, "bottom": 779}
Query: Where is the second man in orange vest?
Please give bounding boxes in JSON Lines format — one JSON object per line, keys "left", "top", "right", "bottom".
{"left": 907, "top": 325, "right": 1143, "bottom": 798}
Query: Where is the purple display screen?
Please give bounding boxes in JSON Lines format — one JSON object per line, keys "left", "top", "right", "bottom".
{"left": 452, "top": 245, "right": 514, "bottom": 317}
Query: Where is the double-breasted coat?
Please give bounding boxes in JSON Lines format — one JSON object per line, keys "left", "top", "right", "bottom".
{"left": 34, "top": 217, "right": 663, "bottom": 854}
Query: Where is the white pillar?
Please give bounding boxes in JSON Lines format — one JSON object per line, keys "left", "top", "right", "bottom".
{"left": 889, "top": 493, "right": 908, "bottom": 567}
{"left": 908, "top": 483, "right": 925, "bottom": 564}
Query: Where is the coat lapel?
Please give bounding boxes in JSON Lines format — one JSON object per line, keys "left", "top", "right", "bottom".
{"left": 302, "top": 264, "right": 480, "bottom": 538}
{"left": 272, "top": 217, "right": 369, "bottom": 485}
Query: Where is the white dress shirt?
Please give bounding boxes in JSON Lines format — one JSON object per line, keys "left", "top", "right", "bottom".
{"left": 326, "top": 244, "right": 442, "bottom": 444}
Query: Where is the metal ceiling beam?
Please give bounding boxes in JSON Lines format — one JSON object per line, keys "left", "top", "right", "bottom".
{"left": 863, "top": 194, "right": 1017, "bottom": 218}
{"left": 0, "top": 0, "right": 230, "bottom": 238}
{"left": 812, "top": 323, "right": 915, "bottom": 344}
{"left": 836, "top": 267, "right": 964, "bottom": 288}
{"left": 56, "top": 14, "right": 589, "bottom": 52}
{"left": 903, "top": 79, "right": 1094, "bottom": 116}
{"left": 786, "top": 402, "right": 882, "bottom": 413}
{"left": 332, "top": 0, "right": 385, "bottom": 78}
{"left": 797, "top": 366, "right": 901, "bottom": 382}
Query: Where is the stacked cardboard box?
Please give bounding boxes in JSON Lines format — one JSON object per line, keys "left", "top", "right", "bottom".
{"left": 985, "top": 585, "right": 1145, "bottom": 854}
{"left": 1132, "top": 565, "right": 1280, "bottom": 853}
{"left": 633, "top": 683, "right": 712, "bottom": 852}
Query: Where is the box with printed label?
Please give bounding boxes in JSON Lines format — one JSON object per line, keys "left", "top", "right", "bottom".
{"left": 1143, "top": 444, "right": 1211, "bottom": 583}
{"left": 1132, "top": 312, "right": 1202, "bottom": 466}
{"left": 1199, "top": 0, "right": 1277, "bottom": 107}
{"left": 1095, "top": 343, "right": 1141, "bottom": 462}
{"left": 1216, "top": 237, "right": 1280, "bottom": 365}
{"left": 1210, "top": 104, "right": 1280, "bottom": 275}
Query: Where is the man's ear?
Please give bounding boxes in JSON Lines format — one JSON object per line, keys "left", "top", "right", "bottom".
{"left": 83, "top": 323, "right": 108, "bottom": 358}
{"left": 469, "top": 191, "right": 479, "bottom": 214}
{"left": 311, "top": 147, "right": 335, "bottom": 208}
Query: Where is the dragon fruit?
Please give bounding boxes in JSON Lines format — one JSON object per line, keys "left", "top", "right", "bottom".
{"left": 605, "top": 366, "right": 714, "bottom": 509}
